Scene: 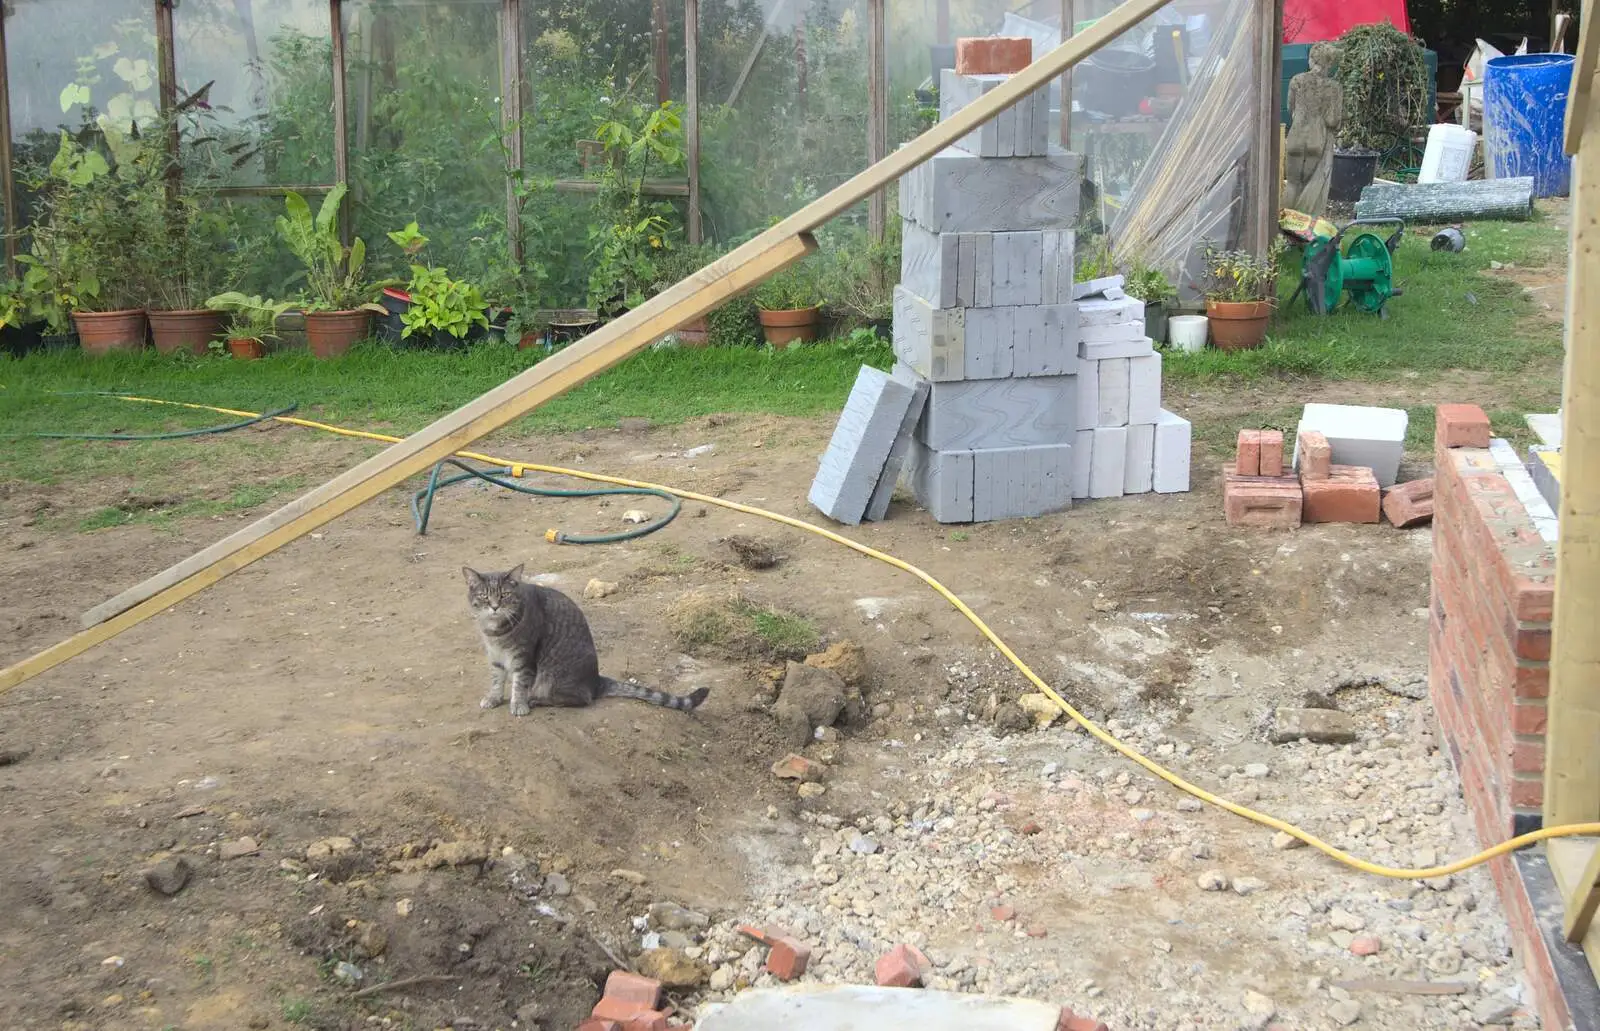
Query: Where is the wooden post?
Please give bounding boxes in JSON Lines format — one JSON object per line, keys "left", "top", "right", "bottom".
{"left": 154, "top": 0, "right": 181, "bottom": 200}
{"left": 653, "top": 0, "right": 671, "bottom": 108}
{"left": 330, "top": 0, "right": 351, "bottom": 245}
{"left": 1059, "top": 0, "right": 1074, "bottom": 148}
{"left": 1245, "top": 0, "right": 1282, "bottom": 256}
{"left": 867, "top": 0, "right": 888, "bottom": 243}
{"left": 1547, "top": 0, "right": 1600, "bottom": 832}
{"left": 2, "top": 0, "right": 1177, "bottom": 694}
{"left": 685, "top": 0, "right": 702, "bottom": 244}
{"left": 501, "top": 0, "right": 525, "bottom": 264}
{"left": 0, "top": 5, "right": 17, "bottom": 274}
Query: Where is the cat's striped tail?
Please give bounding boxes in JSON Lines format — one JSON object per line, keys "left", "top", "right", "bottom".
{"left": 599, "top": 677, "right": 709, "bottom": 712}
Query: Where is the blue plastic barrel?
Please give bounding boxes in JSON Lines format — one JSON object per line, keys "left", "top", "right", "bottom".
{"left": 1484, "top": 53, "right": 1575, "bottom": 197}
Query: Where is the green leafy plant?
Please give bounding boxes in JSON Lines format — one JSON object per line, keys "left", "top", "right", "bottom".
{"left": 206, "top": 292, "right": 293, "bottom": 343}
{"left": 277, "top": 184, "right": 390, "bottom": 312}
{"left": 586, "top": 97, "right": 685, "bottom": 312}
{"left": 1123, "top": 263, "right": 1175, "bottom": 303}
{"left": 816, "top": 225, "right": 898, "bottom": 326}
{"left": 1075, "top": 235, "right": 1118, "bottom": 280}
{"left": 1202, "top": 244, "right": 1283, "bottom": 303}
{"left": 1336, "top": 23, "right": 1428, "bottom": 153}
{"left": 753, "top": 258, "right": 823, "bottom": 312}
{"left": 385, "top": 221, "right": 490, "bottom": 341}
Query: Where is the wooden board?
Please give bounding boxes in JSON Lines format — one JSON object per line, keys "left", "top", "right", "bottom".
{"left": 1549, "top": 838, "right": 1600, "bottom": 968}
{"left": 1, "top": 0, "right": 1174, "bottom": 696}
{"left": 1566, "top": 2, "right": 1600, "bottom": 155}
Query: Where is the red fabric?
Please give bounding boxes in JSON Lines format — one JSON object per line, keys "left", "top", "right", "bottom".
{"left": 1284, "top": 0, "right": 1410, "bottom": 44}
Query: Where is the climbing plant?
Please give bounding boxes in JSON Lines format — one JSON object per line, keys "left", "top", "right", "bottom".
{"left": 1335, "top": 22, "right": 1430, "bottom": 154}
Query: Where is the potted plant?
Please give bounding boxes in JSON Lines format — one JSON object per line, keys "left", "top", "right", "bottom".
{"left": 1124, "top": 262, "right": 1176, "bottom": 344}
{"left": 753, "top": 259, "right": 823, "bottom": 349}
{"left": 207, "top": 292, "right": 292, "bottom": 359}
{"left": 1201, "top": 244, "right": 1281, "bottom": 351}
{"left": 384, "top": 222, "right": 490, "bottom": 349}
{"left": 11, "top": 258, "right": 77, "bottom": 350}
{"left": 1333, "top": 23, "right": 1429, "bottom": 202}
{"left": 147, "top": 197, "right": 231, "bottom": 355}
{"left": 277, "top": 184, "right": 389, "bottom": 358}
{"left": 649, "top": 241, "right": 718, "bottom": 346}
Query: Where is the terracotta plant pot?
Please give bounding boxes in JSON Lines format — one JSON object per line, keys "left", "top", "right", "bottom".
{"left": 149, "top": 309, "right": 226, "bottom": 356}
{"left": 1204, "top": 299, "right": 1273, "bottom": 352}
{"left": 303, "top": 310, "right": 373, "bottom": 358}
{"left": 71, "top": 309, "right": 148, "bottom": 355}
{"left": 757, "top": 305, "right": 821, "bottom": 350}
{"left": 676, "top": 317, "right": 710, "bottom": 347}
{"left": 227, "top": 337, "right": 267, "bottom": 360}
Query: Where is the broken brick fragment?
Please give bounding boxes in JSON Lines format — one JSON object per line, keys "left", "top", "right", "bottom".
{"left": 990, "top": 903, "right": 1017, "bottom": 921}
{"left": 1297, "top": 430, "right": 1332, "bottom": 480}
{"left": 1382, "top": 478, "right": 1435, "bottom": 528}
{"left": 578, "top": 1020, "right": 622, "bottom": 1031}
{"left": 1301, "top": 464, "right": 1380, "bottom": 524}
{"left": 766, "top": 934, "right": 812, "bottom": 981}
{"left": 770, "top": 753, "right": 822, "bottom": 782}
{"left": 874, "top": 943, "right": 932, "bottom": 988}
{"left": 602, "top": 971, "right": 663, "bottom": 1012}
{"left": 1059, "top": 1006, "right": 1111, "bottom": 1031}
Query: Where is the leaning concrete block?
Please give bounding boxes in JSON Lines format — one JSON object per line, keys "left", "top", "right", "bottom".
{"left": 1096, "top": 357, "right": 1130, "bottom": 427}
{"left": 939, "top": 71, "right": 1051, "bottom": 158}
{"left": 864, "top": 366, "right": 933, "bottom": 522}
{"left": 913, "top": 370, "right": 1078, "bottom": 451}
{"left": 892, "top": 286, "right": 967, "bottom": 382}
{"left": 973, "top": 443, "right": 1073, "bottom": 520}
{"left": 1075, "top": 362, "right": 1099, "bottom": 430}
{"left": 905, "top": 439, "right": 975, "bottom": 523}
{"left": 1077, "top": 296, "right": 1145, "bottom": 327}
{"left": 1153, "top": 409, "right": 1192, "bottom": 493}
{"left": 1079, "top": 335, "right": 1156, "bottom": 361}
{"left": 899, "top": 146, "right": 1082, "bottom": 233}
{"left": 1127, "top": 352, "right": 1162, "bottom": 425}
{"left": 1123, "top": 423, "right": 1155, "bottom": 494}
{"left": 809, "top": 366, "right": 916, "bottom": 525}
{"left": 1290, "top": 403, "right": 1409, "bottom": 488}
{"left": 1072, "top": 428, "right": 1094, "bottom": 498}
{"left": 900, "top": 224, "right": 959, "bottom": 309}
{"left": 1072, "top": 274, "right": 1124, "bottom": 300}
{"left": 1089, "top": 426, "right": 1127, "bottom": 499}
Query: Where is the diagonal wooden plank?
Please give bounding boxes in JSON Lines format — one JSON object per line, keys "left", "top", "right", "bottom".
{"left": 1, "top": 0, "right": 1172, "bottom": 696}
{"left": 1561, "top": 839, "right": 1600, "bottom": 943}
{"left": 1565, "top": 0, "right": 1599, "bottom": 155}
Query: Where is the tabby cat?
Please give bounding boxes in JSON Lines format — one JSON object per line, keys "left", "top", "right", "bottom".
{"left": 464, "top": 564, "right": 709, "bottom": 716}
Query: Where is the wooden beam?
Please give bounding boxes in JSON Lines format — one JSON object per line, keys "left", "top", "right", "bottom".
{"left": 685, "top": 0, "right": 701, "bottom": 244}
{"left": 0, "top": 5, "right": 17, "bottom": 274}
{"left": 154, "top": 0, "right": 181, "bottom": 201}
{"left": 1265, "top": 0, "right": 1285, "bottom": 233}
{"left": 1, "top": 0, "right": 1174, "bottom": 695}
{"left": 1245, "top": 0, "right": 1280, "bottom": 256}
{"left": 1567, "top": 0, "right": 1599, "bottom": 155}
{"left": 1563, "top": 840, "right": 1600, "bottom": 943}
{"left": 501, "top": 0, "right": 525, "bottom": 264}
{"left": 330, "top": 0, "right": 351, "bottom": 245}
{"left": 1547, "top": 20, "right": 1600, "bottom": 828}
{"left": 867, "top": 0, "right": 888, "bottom": 243}
{"left": 1059, "top": 0, "right": 1074, "bottom": 147}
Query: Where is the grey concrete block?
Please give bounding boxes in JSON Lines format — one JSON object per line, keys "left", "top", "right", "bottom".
{"left": 900, "top": 224, "right": 959, "bottom": 309}
{"left": 991, "top": 231, "right": 1043, "bottom": 307}
{"left": 1127, "top": 352, "right": 1163, "bottom": 425}
{"left": 1089, "top": 426, "right": 1127, "bottom": 499}
{"left": 900, "top": 146, "right": 1082, "bottom": 233}
{"left": 1153, "top": 409, "right": 1192, "bottom": 494}
{"left": 808, "top": 366, "right": 916, "bottom": 525}
{"left": 1123, "top": 422, "right": 1155, "bottom": 494}
{"left": 1078, "top": 321, "right": 1148, "bottom": 343}
{"left": 1075, "top": 361, "right": 1099, "bottom": 430}
{"left": 864, "top": 366, "right": 932, "bottom": 522}
{"left": 972, "top": 232, "right": 994, "bottom": 307}
{"left": 905, "top": 439, "right": 974, "bottom": 523}
{"left": 1072, "top": 274, "right": 1124, "bottom": 300}
{"left": 1077, "top": 296, "right": 1145, "bottom": 327}
{"left": 972, "top": 443, "right": 1073, "bottom": 521}
{"left": 1041, "top": 230, "right": 1076, "bottom": 304}
{"left": 911, "top": 368, "right": 1078, "bottom": 451}
{"left": 1078, "top": 335, "right": 1155, "bottom": 361}
{"left": 1072, "top": 428, "right": 1094, "bottom": 498}
{"left": 902, "top": 228, "right": 1074, "bottom": 310}
{"left": 1291, "top": 403, "right": 1409, "bottom": 488}
{"left": 1096, "top": 357, "right": 1130, "bottom": 427}
{"left": 956, "top": 233, "right": 978, "bottom": 306}
{"left": 939, "top": 71, "right": 1051, "bottom": 158}
{"left": 892, "top": 286, "right": 966, "bottom": 382}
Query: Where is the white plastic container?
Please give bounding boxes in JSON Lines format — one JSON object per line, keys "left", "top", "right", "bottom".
{"left": 1168, "top": 314, "right": 1209, "bottom": 353}
{"left": 1419, "top": 124, "right": 1478, "bottom": 184}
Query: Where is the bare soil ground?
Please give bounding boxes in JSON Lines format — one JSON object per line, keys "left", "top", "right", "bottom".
{"left": 0, "top": 400, "right": 1505, "bottom": 1030}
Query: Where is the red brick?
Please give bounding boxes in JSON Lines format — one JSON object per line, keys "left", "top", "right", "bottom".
{"left": 736, "top": 924, "right": 774, "bottom": 945}
{"left": 622, "top": 1012, "right": 669, "bottom": 1031}
{"left": 1512, "top": 623, "right": 1552, "bottom": 661}
{"left": 1302, "top": 464, "right": 1380, "bottom": 523}
{"left": 579, "top": 1021, "right": 623, "bottom": 1031}
{"left": 1297, "top": 430, "right": 1331, "bottom": 480}
{"left": 593, "top": 999, "right": 646, "bottom": 1023}
{"left": 1025, "top": 924, "right": 1048, "bottom": 938}
{"left": 1349, "top": 935, "right": 1383, "bottom": 956}
{"left": 1512, "top": 702, "right": 1548, "bottom": 736}
{"left": 1058, "top": 1008, "right": 1110, "bottom": 1031}
{"left": 1258, "top": 429, "right": 1284, "bottom": 476}
{"left": 1511, "top": 775, "right": 1543, "bottom": 808}
{"left": 766, "top": 935, "right": 811, "bottom": 981}
{"left": 1512, "top": 738, "right": 1545, "bottom": 774}
{"left": 1382, "top": 478, "right": 1434, "bottom": 528}
{"left": 1235, "top": 429, "right": 1262, "bottom": 476}
{"left": 1222, "top": 463, "right": 1302, "bottom": 528}
{"left": 1436, "top": 403, "right": 1491, "bottom": 448}
{"left": 955, "top": 36, "right": 1033, "bottom": 74}
{"left": 602, "top": 971, "right": 663, "bottom": 1012}
{"left": 770, "top": 753, "right": 822, "bottom": 781}
{"left": 1513, "top": 662, "right": 1549, "bottom": 699}
{"left": 1511, "top": 574, "right": 1555, "bottom": 622}
{"left": 874, "top": 944, "right": 931, "bottom": 988}
{"left": 990, "top": 904, "right": 1016, "bottom": 921}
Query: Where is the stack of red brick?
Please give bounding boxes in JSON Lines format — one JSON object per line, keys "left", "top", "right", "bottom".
{"left": 1223, "top": 427, "right": 1434, "bottom": 529}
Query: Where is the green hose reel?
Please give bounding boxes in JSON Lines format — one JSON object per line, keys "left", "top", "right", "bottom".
{"left": 1292, "top": 217, "right": 1406, "bottom": 316}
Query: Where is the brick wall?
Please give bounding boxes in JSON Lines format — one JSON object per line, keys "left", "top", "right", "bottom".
{"left": 1429, "top": 422, "right": 1556, "bottom": 841}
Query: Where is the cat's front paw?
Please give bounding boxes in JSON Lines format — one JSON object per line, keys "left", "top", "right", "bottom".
{"left": 510, "top": 700, "right": 531, "bottom": 717}
{"left": 480, "top": 694, "right": 505, "bottom": 709}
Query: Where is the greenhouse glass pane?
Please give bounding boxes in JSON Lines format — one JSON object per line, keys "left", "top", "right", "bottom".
{"left": 341, "top": 0, "right": 506, "bottom": 284}
{"left": 173, "top": 0, "right": 335, "bottom": 188}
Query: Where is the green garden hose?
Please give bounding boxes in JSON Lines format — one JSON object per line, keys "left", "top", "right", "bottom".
{"left": 409, "top": 457, "right": 681, "bottom": 541}
{"left": 12, "top": 402, "right": 299, "bottom": 440}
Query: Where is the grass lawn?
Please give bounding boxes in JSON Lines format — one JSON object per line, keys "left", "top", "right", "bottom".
{"left": 0, "top": 213, "right": 1569, "bottom": 506}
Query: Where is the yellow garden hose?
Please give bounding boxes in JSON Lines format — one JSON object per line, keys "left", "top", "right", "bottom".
{"left": 66, "top": 394, "right": 1600, "bottom": 879}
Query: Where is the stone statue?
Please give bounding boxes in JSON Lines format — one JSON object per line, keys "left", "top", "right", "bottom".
{"left": 1284, "top": 42, "right": 1343, "bottom": 216}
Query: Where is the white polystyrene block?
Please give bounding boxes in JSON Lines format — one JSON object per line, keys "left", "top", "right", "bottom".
{"left": 1089, "top": 426, "right": 1127, "bottom": 499}
{"left": 1096, "top": 358, "right": 1130, "bottom": 427}
{"left": 1123, "top": 423, "right": 1155, "bottom": 494}
{"left": 1153, "top": 409, "right": 1192, "bottom": 494}
{"left": 1127, "top": 352, "right": 1162, "bottom": 425}
{"left": 1291, "top": 403, "right": 1408, "bottom": 487}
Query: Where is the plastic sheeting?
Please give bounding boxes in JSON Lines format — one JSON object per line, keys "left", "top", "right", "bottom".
{"left": 1283, "top": 0, "right": 1410, "bottom": 45}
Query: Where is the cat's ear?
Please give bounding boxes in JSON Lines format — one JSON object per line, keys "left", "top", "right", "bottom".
{"left": 506, "top": 563, "right": 525, "bottom": 583}
{"left": 463, "top": 566, "right": 483, "bottom": 587}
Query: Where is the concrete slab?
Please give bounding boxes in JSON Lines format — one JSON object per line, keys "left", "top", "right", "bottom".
{"left": 973, "top": 443, "right": 1073, "bottom": 520}
{"left": 695, "top": 985, "right": 1062, "bottom": 1031}
{"left": 1290, "top": 403, "right": 1408, "bottom": 488}
{"left": 1153, "top": 409, "right": 1192, "bottom": 493}
{"left": 914, "top": 371, "right": 1077, "bottom": 451}
{"left": 864, "top": 367, "right": 932, "bottom": 522}
{"left": 899, "top": 145, "right": 1082, "bottom": 234}
{"left": 808, "top": 366, "right": 916, "bottom": 525}
{"left": 1072, "top": 274, "right": 1124, "bottom": 300}
{"left": 1078, "top": 335, "right": 1155, "bottom": 361}
{"left": 1075, "top": 295, "right": 1144, "bottom": 327}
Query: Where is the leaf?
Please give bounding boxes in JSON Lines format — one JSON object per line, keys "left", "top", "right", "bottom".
{"left": 59, "top": 83, "right": 92, "bottom": 113}
{"left": 314, "top": 182, "right": 348, "bottom": 235}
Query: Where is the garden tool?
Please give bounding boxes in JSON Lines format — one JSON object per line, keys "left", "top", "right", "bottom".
{"left": 1280, "top": 213, "right": 1405, "bottom": 316}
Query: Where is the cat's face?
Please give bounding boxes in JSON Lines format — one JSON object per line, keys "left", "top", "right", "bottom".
{"left": 464, "top": 564, "right": 526, "bottom": 632}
